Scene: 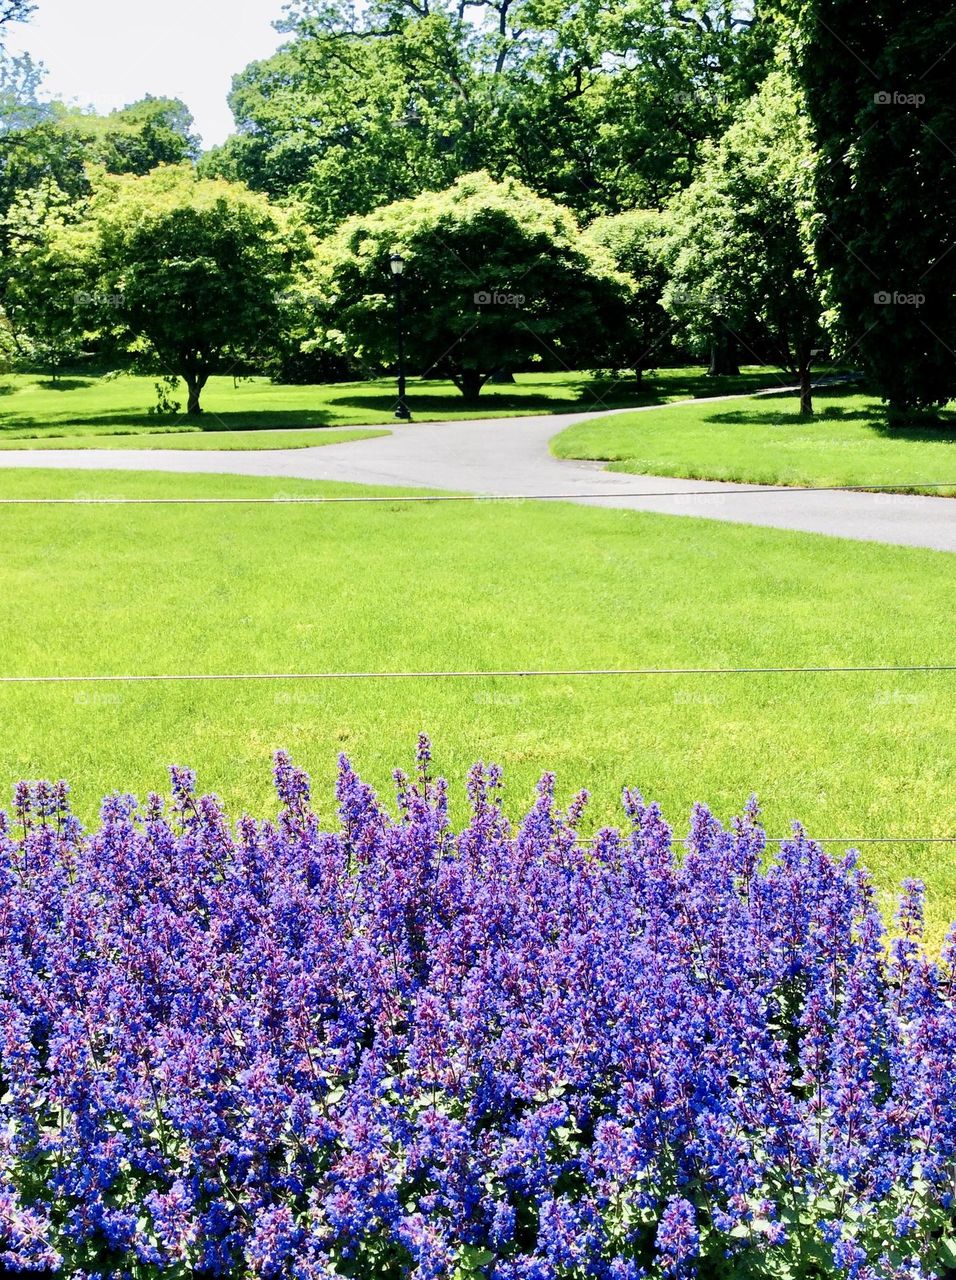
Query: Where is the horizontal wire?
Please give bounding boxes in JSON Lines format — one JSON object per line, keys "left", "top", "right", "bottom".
{"left": 1, "top": 664, "right": 954, "bottom": 684}
{"left": 761, "top": 837, "right": 956, "bottom": 844}
{"left": 0, "top": 481, "right": 955, "bottom": 505}
{"left": 662, "top": 836, "right": 956, "bottom": 846}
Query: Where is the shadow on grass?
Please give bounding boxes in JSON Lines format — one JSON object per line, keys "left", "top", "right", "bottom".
{"left": 707, "top": 393, "right": 956, "bottom": 439}
{"left": 332, "top": 391, "right": 567, "bottom": 415}
{"left": 638, "top": 370, "right": 788, "bottom": 401}
{"left": 35, "top": 378, "right": 98, "bottom": 392}
{"left": 0, "top": 368, "right": 792, "bottom": 436}
{"left": 708, "top": 407, "right": 880, "bottom": 428}
{"left": 0, "top": 409, "right": 343, "bottom": 434}
{"left": 331, "top": 370, "right": 779, "bottom": 416}
{"left": 867, "top": 416, "right": 956, "bottom": 442}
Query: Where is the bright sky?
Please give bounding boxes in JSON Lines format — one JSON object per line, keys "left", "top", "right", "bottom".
{"left": 5, "top": 0, "right": 289, "bottom": 147}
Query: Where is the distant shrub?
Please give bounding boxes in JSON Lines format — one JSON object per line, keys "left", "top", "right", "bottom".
{"left": 0, "top": 742, "right": 953, "bottom": 1279}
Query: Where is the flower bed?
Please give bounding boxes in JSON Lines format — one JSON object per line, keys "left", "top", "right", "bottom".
{"left": 0, "top": 739, "right": 953, "bottom": 1279}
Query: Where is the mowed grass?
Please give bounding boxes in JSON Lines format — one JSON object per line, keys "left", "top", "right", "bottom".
{"left": 0, "top": 428, "right": 390, "bottom": 451}
{"left": 0, "top": 367, "right": 778, "bottom": 443}
{"left": 553, "top": 386, "right": 956, "bottom": 494}
{"left": 1, "top": 468, "right": 955, "bottom": 941}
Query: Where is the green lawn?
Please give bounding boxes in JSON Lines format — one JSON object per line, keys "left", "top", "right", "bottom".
{"left": 0, "top": 428, "right": 390, "bottom": 451}
{"left": 0, "top": 367, "right": 778, "bottom": 444}
{"left": 1, "top": 467, "right": 954, "bottom": 943}
{"left": 553, "top": 386, "right": 956, "bottom": 494}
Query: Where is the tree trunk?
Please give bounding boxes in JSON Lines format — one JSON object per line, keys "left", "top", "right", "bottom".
{"left": 458, "top": 368, "right": 485, "bottom": 402}
{"left": 708, "top": 329, "right": 740, "bottom": 377}
{"left": 184, "top": 372, "right": 208, "bottom": 416}
{"left": 798, "top": 360, "right": 813, "bottom": 417}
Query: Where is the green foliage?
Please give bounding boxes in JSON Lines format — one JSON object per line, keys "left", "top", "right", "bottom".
{"left": 584, "top": 209, "right": 672, "bottom": 376}
{"left": 206, "top": 0, "right": 775, "bottom": 228}
{"left": 0, "top": 87, "right": 199, "bottom": 228}
{"left": 57, "top": 96, "right": 201, "bottom": 174}
{"left": 778, "top": 0, "right": 956, "bottom": 413}
{"left": 0, "top": 81, "right": 200, "bottom": 362}
{"left": 1, "top": 177, "right": 88, "bottom": 375}
{"left": 487, "top": 0, "right": 776, "bottom": 217}
{"left": 663, "top": 71, "right": 823, "bottom": 410}
{"left": 312, "top": 171, "right": 634, "bottom": 398}
{"left": 0, "top": 54, "right": 92, "bottom": 234}
{"left": 201, "top": 8, "right": 484, "bottom": 233}
{"left": 79, "top": 167, "right": 301, "bottom": 414}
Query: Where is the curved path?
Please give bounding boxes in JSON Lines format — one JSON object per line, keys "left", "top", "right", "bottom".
{"left": 2, "top": 394, "right": 954, "bottom": 552}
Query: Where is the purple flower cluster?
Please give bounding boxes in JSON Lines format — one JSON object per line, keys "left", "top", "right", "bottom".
{"left": 0, "top": 741, "right": 954, "bottom": 1280}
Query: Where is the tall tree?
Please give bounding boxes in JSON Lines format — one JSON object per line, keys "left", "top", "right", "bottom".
{"left": 201, "top": 6, "right": 485, "bottom": 233}
{"left": 0, "top": 54, "right": 92, "bottom": 355}
{"left": 485, "top": 0, "right": 776, "bottom": 216}
{"left": 205, "top": 0, "right": 775, "bottom": 229}
{"left": 663, "top": 71, "right": 823, "bottom": 412}
{"left": 778, "top": 0, "right": 956, "bottom": 415}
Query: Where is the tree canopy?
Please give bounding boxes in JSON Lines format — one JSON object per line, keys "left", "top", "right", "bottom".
{"left": 202, "top": 0, "right": 775, "bottom": 231}
{"left": 58, "top": 97, "right": 201, "bottom": 175}
{"left": 312, "top": 170, "right": 633, "bottom": 398}
{"left": 77, "top": 167, "right": 301, "bottom": 414}
{"left": 584, "top": 209, "right": 672, "bottom": 381}
{"left": 779, "top": 0, "right": 956, "bottom": 414}
{"left": 663, "top": 71, "right": 823, "bottom": 411}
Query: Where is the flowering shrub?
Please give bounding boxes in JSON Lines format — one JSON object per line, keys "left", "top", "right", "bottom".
{"left": 0, "top": 739, "right": 954, "bottom": 1280}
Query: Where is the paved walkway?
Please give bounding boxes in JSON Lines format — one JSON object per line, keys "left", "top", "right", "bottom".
{"left": 2, "top": 394, "right": 954, "bottom": 551}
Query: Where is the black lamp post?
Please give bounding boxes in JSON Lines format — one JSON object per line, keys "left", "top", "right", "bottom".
{"left": 390, "top": 253, "right": 412, "bottom": 421}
